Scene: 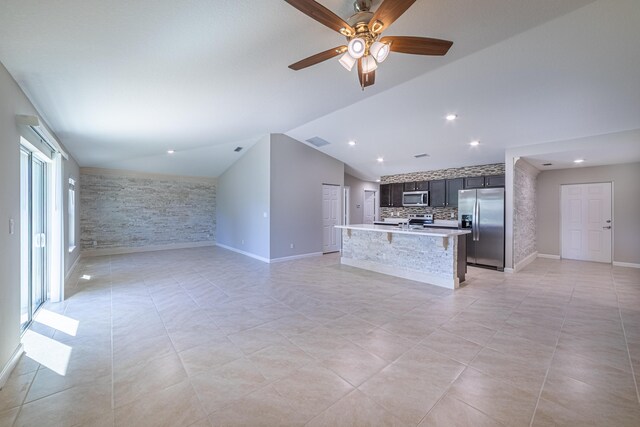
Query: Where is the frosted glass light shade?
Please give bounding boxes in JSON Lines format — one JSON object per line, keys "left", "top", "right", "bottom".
{"left": 370, "top": 41, "right": 390, "bottom": 63}
{"left": 361, "top": 56, "right": 378, "bottom": 73}
{"left": 347, "top": 38, "right": 366, "bottom": 59}
{"left": 339, "top": 52, "right": 356, "bottom": 71}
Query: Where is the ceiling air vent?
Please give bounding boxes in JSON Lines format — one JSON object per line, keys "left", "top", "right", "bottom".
{"left": 234, "top": 146, "right": 243, "bottom": 152}
{"left": 542, "top": 163, "right": 553, "bottom": 166}
{"left": 306, "top": 137, "right": 331, "bottom": 148}
{"left": 414, "top": 153, "right": 430, "bottom": 158}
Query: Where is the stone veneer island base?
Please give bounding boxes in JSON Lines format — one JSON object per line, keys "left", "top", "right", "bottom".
{"left": 336, "top": 225, "right": 471, "bottom": 289}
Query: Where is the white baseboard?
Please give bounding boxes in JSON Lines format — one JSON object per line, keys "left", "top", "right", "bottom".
{"left": 514, "top": 251, "right": 538, "bottom": 272}
{"left": 613, "top": 261, "right": 640, "bottom": 269}
{"left": 340, "top": 257, "right": 457, "bottom": 289}
{"left": 82, "top": 241, "right": 216, "bottom": 257}
{"left": 215, "top": 243, "right": 270, "bottom": 263}
{"left": 270, "top": 252, "right": 323, "bottom": 263}
{"left": 537, "top": 253, "right": 561, "bottom": 260}
{"left": 0, "top": 344, "right": 24, "bottom": 389}
{"left": 503, "top": 268, "right": 515, "bottom": 273}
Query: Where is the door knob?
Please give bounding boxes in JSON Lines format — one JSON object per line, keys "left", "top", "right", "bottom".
{"left": 603, "top": 226, "right": 611, "bottom": 229}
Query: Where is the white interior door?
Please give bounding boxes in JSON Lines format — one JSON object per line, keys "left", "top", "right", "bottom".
{"left": 322, "top": 184, "right": 341, "bottom": 253}
{"left": 364, "top": 191, "right": 376, "bottom": 224}
{"left": 561, "top": 183, "right": 612, "bottom": 263}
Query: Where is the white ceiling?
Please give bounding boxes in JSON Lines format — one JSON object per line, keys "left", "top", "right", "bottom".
{"left": 0, "top": 0, "right": 618, "bottom": 177}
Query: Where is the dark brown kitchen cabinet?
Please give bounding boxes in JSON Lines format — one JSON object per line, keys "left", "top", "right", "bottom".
{"left": 391, "top": 183, "right": 404, "bottom": 207}
{"left": 464, "top": 176, "right": 485, "bottom": 189}
{"left": 485, "top": 174, "right": 505, "bottom": 187}
{"left": 445, "top": 178, "right": 464, "bottom": 207}
{"left": 415, "top": 180, "right": 429, "bottom": 191}
{"left": 403, "top": 182, "right": 417, "bottom": 191}
{"left": 380, "top": 184, "right": 391, "bottom": 207}
{"left": 429, "top": 179, "right": 446, "bottom": 207}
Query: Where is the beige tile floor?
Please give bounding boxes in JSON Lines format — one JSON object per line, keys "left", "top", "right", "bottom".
{"left": 2, "top": 247, "right": 640, "bottom": 426}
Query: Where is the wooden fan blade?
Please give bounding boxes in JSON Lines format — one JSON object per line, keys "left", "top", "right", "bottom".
{"left": 369, "top": 0, "right": 416, "bottom": 33}
{"left": 288, "top": 46, "right": 347, "bottom": 70}
{"left": 357, "top": 58, "right": 376, "bottom": 88}
{"left": 380, "top": 36, "right": 453, "bottom": 56}
{"left": 284, "top": 0, "right": 354, "bottom": 35}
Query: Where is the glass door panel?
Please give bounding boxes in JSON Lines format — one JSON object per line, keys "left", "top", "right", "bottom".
{"left": 20, "top": 146, "right": 48, "bottom": 331}
{"left": 31, "top": 158, "right": 46, "bottom": 314}
{"left": 20, "top": 149, "right": 30, "bottom": 330}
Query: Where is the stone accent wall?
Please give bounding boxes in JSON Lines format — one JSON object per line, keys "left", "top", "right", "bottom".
{"left": 380, "top": 163, "right": 505, "bottom": 220}
{"left": 80, "top": 168, "right": 216, "bottom": 250}
{"left": 513, "top": 160, "right": 539, "bottom": 265}
{"left": 341, "top": 229, "right": 456, "bottom": 280}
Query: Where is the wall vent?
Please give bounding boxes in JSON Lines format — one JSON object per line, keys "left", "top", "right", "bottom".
{"left": 306, "top": 137, "right": 331, "bottom": 148}
{"left": 414, "top": 153, "right": 430, "bottom": 158}
{"left": 234, "top": 146, "right": 243, "bottom": 152}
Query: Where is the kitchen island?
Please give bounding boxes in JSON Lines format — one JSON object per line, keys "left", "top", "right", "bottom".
{"left": 335, "top": 224, "right": 471, "bottom": 289}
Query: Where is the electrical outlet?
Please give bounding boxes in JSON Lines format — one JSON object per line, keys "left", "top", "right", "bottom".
{"left": 93, "top": 240, "right": 97, "bottom": 247}
{"left": 290, "top": 243, "right": 294, "bottom": 249}
{"left": 9, "top": 218, "right": 14, "bottom": 235}
{"left": 241, "top": 239, "right": 244, "bottom": 245}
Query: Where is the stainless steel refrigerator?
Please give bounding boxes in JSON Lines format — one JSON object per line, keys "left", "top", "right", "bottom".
{"left": 458, "top": 188, "right": 505, "bottom": 270}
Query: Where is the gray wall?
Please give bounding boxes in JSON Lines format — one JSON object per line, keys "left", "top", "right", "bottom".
{"left": 80, "top": 168, "right": 216, "bottom": 251}
{"left": 217, "top": 135, "right": 271, "bottom": 259}
{"left": 344, "top": 173, "right": 380, "bottom": 224}
{"left": 270, "top": 134, "right": 344, "bottom": 259}
{"left": 537, "top": 162, "right": 640, "bottom": 264}
{"left": 0, "top": 61, "right": 79, "bottom": 373}
{"left": 513, "top": 159, "right": 539, "bottom": 265}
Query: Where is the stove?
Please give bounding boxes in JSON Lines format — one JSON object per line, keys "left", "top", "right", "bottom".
{"left": 408, "top": 214, "right": 434, "bottom": 226}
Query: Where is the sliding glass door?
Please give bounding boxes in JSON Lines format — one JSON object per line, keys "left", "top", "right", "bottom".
{"left": 20, "top": 146, "right": 48, "bottom": 331}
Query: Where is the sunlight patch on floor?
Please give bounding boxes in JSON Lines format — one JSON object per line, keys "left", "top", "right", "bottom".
{"left": 21, "top": 330, "right": 72, "bottom": 376}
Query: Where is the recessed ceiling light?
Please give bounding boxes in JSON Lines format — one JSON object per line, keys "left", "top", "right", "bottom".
{"left": 376, "top": 179, "right": 381, "bottom": 182}
{"left": 446, "top": 114, "right": 457, "bottom": 121}
{"left": 377, "top": 157, "right": 384, "bottom": 163}
{"left": 574, "top": 159, "right": 585, "bottom": 163}
{"left": 348, "top": 140, "right": 356, "bottom": 146}
{"left": 469, "top": 141, "right": 480, "bottom": 146}
{"left": 167, "top": 150, "right": 175, "bottom": 154}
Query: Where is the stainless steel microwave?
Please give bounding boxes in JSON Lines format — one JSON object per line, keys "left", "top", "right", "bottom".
{"left": 403, "top": 191, "right": 429, "bottom": 207}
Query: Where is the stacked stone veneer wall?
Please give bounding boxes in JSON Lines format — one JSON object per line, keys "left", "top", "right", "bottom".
{"left": 380, "top": 163, "right": 505, "bottom": 220}
{"left": 513, "top": 160, "right": 539, "bottom": 265}
{"left": 80, "top": 168, "right": 216, "bottom": 250}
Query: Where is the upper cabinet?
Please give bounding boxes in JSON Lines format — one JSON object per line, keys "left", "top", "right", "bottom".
{"left": 464, "top": 176, "right": 485, "bottom": 189}
{"left": 429, "top": 179, "right": 446, "bottom": 207}
{"left": 485, "top": 174, "right": 505, "bottom": 187}
{"left": 391, "top": 183, "right": 404, "bottom": 207}
{"left": 380, "top": 172, "right": 504, "bottom": 209}
{"left": 445, "top": 178, "right": 464, "bottom": 208}
{"left": 415, "top": 180, "right": 429, "bottom": 191}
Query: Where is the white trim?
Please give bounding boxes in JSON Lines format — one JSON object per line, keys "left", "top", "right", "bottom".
{"left": 215, "top": 243, "right": 270, "bottom": 263}
{"left": 613, "top": 261, "right": 640, "bottom": 269}
{"left": 538, "top": 253, "right": 561, "bottom": 259}
{"left": 82, "top": 241, "right": 216, "bottom": 257}
{"left": 514, "top": 251, "right": 538, "bottom": 272}
{"left": 65, "top": 253, "right": 82, "bottom": 283}
{"left": 270, "top": 252, "right": 323, "bottom": 263}
{"left": 503, "top": 268, "right": 515, "bottom": 273}
{"left": 0, "top": 344, "right": 24, "bottom": 389}
{"left": 340, "top": 257, "right": 458, "bottom": 289}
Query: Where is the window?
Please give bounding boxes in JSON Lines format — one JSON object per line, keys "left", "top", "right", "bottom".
{"left": 68, "top": 178, "right": 75, "bottom": 252}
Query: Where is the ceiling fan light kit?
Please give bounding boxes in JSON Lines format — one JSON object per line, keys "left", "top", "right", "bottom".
{"left": 285, "top": 0, "right": 453, "bottom": 89}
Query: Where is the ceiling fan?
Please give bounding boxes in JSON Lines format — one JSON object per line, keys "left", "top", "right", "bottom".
{"left": 285, "top": 0, "right": 453, "bottom": 89}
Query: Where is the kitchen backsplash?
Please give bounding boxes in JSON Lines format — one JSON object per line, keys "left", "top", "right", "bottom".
{"left": 380, "top": 163, "right": 505, "bottom": 220}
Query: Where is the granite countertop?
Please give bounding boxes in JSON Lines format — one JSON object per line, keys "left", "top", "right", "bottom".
{"left": 335, "top": 224, "right": 471, "bottom": 237}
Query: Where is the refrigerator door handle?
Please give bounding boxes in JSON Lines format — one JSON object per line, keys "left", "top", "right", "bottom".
{"left": 476, "top": 203, "right": 480, "bottom": 241}
{"left": 473, "top": 200, "right": 479, "bottom": 241}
